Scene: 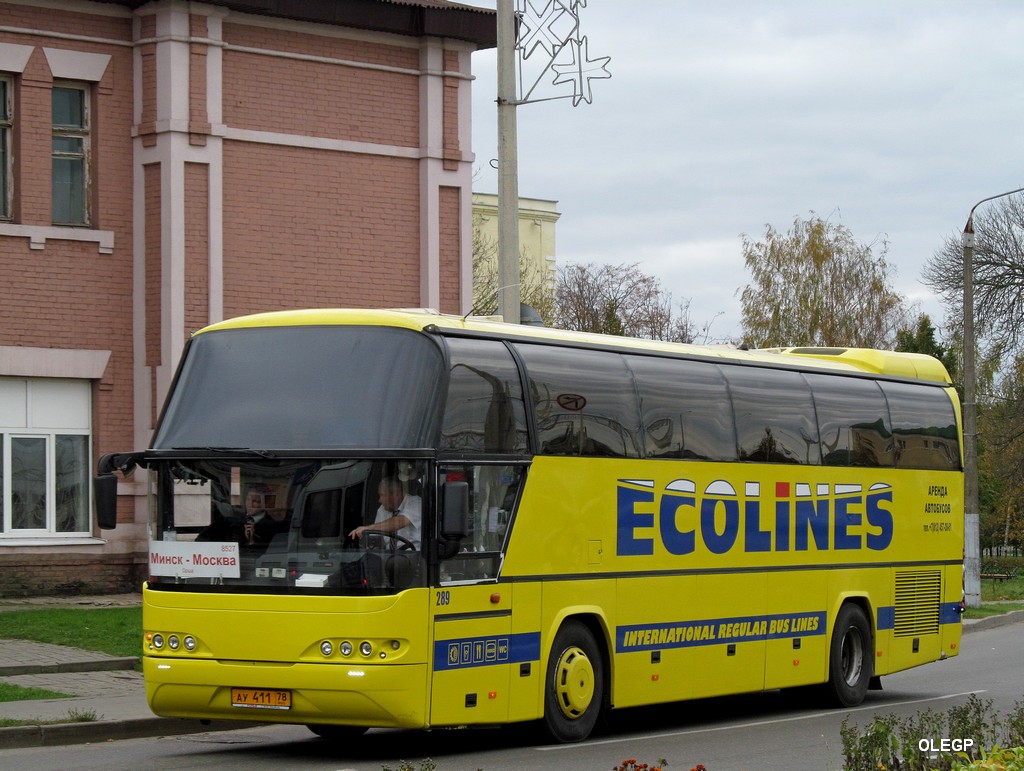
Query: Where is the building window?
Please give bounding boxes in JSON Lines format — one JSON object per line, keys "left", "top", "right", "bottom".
{"left": 0, "top": 75, "right": 11, "bottom": 220}
{"left": 52, "top": 82, "right": 89, "bottom": 225}
{"left": 0, "top": 378, "right": 92, "bottom": 537}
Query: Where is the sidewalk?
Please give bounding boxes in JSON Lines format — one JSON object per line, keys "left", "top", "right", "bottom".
{"left": 0, "top": 594, "right": 250, "bottom": 749}
{"left": 2, "top": 596, "right": 1023, "bottom": 749}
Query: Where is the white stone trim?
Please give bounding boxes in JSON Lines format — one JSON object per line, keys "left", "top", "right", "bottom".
{"left": 0, "top": 42, "right": 34, "bottom": 73}
{"left": 0, "top": 346, "right": 111, "bottom": 379}
{"left": 218, "top": 126, "right": 427, "bottom": 159}
{"left": 0, "top": 223, "right": 114, "bottom": 254}
{"left": 43, "top": 47, "right": 112, "bottom": 82}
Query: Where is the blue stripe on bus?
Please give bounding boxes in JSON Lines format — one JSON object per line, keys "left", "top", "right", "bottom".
{"left": 433, "top": 632, "right": 541, "bottom": 671}
{"left": 940, "top": 602, "right": 963, "bottom": 625}
{"left": 877, "top": 603, "right": 962, "bottom": 631}
{"left": 616, "top": 611, "right": 826, "bottom": 652}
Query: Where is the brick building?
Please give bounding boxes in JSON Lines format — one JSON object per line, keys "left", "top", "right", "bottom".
{"left": 0, "top": 0, "right": 495, "bottom": 596}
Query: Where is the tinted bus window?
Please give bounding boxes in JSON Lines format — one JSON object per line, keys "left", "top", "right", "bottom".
{"left": 880, "top": 381, "right": 961, "bottom": 470}
{"left": 440, "top": 338, "right": 528, "bottom": 455}
{"left": 626, "top": 356, "right": 737, "bottom": 461}
{"left": 805, "top": 374, "right": 893, "bottom": 467}
{"left": 153, "top": 326, "right": 444, "bottom": 450}
{"left": 515, "top": 345, "right": 642, "bottom": 458}
{"left": 727, "top": 366, "right": 820, "bottom": 464}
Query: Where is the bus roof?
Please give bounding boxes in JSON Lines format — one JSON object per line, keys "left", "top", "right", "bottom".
{"left": 195, "top": 308, "right": 953, "bottom": 385}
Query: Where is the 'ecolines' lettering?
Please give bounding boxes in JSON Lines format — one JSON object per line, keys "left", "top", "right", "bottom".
{"left": 616, "top": 479, "right": 894, "bottom": 556}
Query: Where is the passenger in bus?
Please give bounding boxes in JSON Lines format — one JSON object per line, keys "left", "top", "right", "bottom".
{"left": 197, "top": 483, "right": 289, "bottom": 547}
{"left": 348, "top": 476, "right": 422, "bottom": 548}
{"left": 242, "top": 484, "right": 291, "bottom": 548}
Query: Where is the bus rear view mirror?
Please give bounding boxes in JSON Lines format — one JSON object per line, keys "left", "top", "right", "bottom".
{"left": 94, "top": 473, "right": 118, "bottom": 530}
{"left": 441, "top": 481, "right": 469, "bottom": 540}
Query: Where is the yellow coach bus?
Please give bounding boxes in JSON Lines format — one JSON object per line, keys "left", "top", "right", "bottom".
{"left": 96, "top": 308, "right": 964, "bottom": 743}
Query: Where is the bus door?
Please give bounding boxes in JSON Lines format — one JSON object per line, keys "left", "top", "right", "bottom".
{"left": 429, "top": 583, "right": 512, "bottom": 726}
{"left": 429, "top": 464, "right": 523, "bottom": 726}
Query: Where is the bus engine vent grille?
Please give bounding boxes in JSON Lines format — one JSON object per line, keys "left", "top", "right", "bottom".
{"left": 894, "top": 570, "right": 941, "bottom": 637}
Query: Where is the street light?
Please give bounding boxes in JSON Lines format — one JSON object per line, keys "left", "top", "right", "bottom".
{"left": 961, "top": 186, "right": 1024, "bottom": 607}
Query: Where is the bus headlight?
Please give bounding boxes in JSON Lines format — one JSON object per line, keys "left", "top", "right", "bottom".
{"left": 359, "top": 641, "right": 373, "bottom": 657}
{"left": 152, "top": 634, "right": 164, "bottom": 649}
{"left": 184, "top": 636, "right": 196, "bottom": 651}
{"left": 320, "top": 640, "right": 333, "bottom": 657}
{"left": 168, "top": 635, "right": 180, "bottom": 650}
{"left": 339, "top": 641, "right": 353, "bottom": 656}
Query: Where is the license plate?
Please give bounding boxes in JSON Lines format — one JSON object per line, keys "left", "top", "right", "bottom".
{"left": 231, "top": 687, "right": 291, "bottom": 710}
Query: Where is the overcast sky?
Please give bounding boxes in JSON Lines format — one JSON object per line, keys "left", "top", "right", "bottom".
{"left": 468, "top": 1, "right": 1024, "bottom": 342}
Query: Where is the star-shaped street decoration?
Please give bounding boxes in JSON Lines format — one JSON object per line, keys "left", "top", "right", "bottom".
{"left": 550, "top": 35, "right": 611, "bottom": 105}
{"left": 518, "top": 0, "right": 579, "bottom": 61}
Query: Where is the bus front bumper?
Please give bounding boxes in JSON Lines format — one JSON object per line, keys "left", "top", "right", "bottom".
{"left": 144, "top": 655, "right": 428, "bottom": 729}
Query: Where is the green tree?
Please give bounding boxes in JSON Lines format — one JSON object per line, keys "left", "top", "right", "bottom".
{"left": 739, "top": 214, "right": 908, "bottom": 349}
{"left": 977, "top": 352, "right": 1024, "bottom": 553}
{"left": 895, "top": 313, "right": 958, "bottom": 383}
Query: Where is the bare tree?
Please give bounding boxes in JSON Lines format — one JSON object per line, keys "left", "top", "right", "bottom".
{"left": 924, "top": 194, "right": 1024, "bottom": 371}
{"left": 739, "top": 213, "right": 909, "bottom": 349}
{"left": 554, "top": 261, "right": 698, "bottom": 342}
{"left": 924, "top": 196, "right": 1024, "bottom": 555}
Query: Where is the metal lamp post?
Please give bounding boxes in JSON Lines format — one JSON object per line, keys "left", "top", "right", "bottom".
{"left": 961, "top": 187, "right": 1024, "bottom": 607}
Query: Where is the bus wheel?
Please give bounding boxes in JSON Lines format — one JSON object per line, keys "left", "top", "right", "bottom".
{"left": 543, "top": 620, "right": 604, "bottom": 743}
{"left": 827, "top": 604, "right": 872, "bottom": 707}
{"left": 306, "top": 723, "right": 367, "bottom": 741}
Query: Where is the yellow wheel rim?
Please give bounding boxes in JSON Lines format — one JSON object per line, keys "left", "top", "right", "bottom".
{"left": 554, "top": 645, "right": 594, "bottom": 719}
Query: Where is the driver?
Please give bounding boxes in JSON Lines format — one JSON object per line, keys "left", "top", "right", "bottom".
{"left": 348, "top": 476, "right": 422, "bottom": 548}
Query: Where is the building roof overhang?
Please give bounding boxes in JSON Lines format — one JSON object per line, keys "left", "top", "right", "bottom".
{"left": 99, "top": 0, "right": 497, "bottom": 49}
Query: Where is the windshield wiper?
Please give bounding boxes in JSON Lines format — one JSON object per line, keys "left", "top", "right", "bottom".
{"left": 173, "top": 447, "right": 277, "bottom": 458}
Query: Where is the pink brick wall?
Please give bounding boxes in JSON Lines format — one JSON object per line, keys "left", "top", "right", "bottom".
{"left": 223, "top": 22, "right": 420, "bottom": 70}
{"left": 439, "top": 185, "right": 461, "bottom": 314}
{"left": 185, "top": 162, "right": 210, "bottom": 336}
{"left": 0, "top": 5, "right": 137, "bottom": 532}
{"left": 222, "top": 49, "right": 419, "bottom": 147}
{"left": 221, "top": 142, "right": 421, "bottom": 316}
{"left": 0, "top": 1, "right": 485, "bottom": 596}
{"left": 0, "top": 4, "right": 129, "bottom": 39}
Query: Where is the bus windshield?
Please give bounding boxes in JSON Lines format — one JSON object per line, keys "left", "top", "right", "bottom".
{"left": 153, "top": 326, "right": 445, "bottom": 451}
{"left": 150, "top": 457, "right": 430, "bottom": 596}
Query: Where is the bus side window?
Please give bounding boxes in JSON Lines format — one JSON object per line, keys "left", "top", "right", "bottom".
{"left": 805, "top": 374, "right": 893, "bottom": 467}
{"left": 438, "top": 464, "right": 524, "bottom": 582}
{"left": 440, "top": 338, "right": 528, "bottom": 455}
{"left": 627, "top": 356, "right": 736, "bottom": 461}
{"left": 515, "top": 345, "right": 642, "bottom": 458}
{"left": 879, "top": 381, "right": 961, "bottom": 470}
{"left": 726, "top": 366, "right": 821, "bottom": 465}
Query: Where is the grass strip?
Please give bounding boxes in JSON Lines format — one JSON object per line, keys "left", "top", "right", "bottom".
{"left": 0, "top": 683, "right": 73, "bottom": 703}
{"left": 0, "top": 607, "right": 141, "bottom": 658}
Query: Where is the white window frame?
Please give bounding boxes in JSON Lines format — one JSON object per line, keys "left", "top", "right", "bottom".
{"left": 0, "top": 378, "right": 93, "bottom": 539}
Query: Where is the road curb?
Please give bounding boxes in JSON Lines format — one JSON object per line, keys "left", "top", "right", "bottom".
{"left": 0, "top": 657, "right": 139, "bottom": 677}
{"left": 962, "top": 608, "right": 1024, "bottom": 634}
{"left": 0, "top": 716, "right": 255, "bottom": 749}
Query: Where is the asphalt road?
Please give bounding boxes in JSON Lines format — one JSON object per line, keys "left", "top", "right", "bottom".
{"left": 3, "top": 621, "right": 1021, "bottom": 771}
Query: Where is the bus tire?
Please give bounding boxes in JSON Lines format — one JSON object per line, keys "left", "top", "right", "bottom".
{"left": 306, "top": 723, "right": 367, "bottom": 741}
{"left": 827, "top": 603, "right": 872, "bottom": 707}
{"left": 543, "top": 620, "right": 604, "bottom": 743}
